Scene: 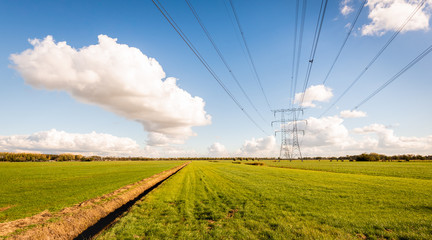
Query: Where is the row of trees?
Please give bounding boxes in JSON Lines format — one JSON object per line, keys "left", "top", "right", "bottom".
{"left": 0, "top": 153, "right": 276, "bottom": 162}
{"left": 303, "top": 153, "right": 432, "bottom": 162}
{"left": 0, "top": 152, "right": 431, "bottom": 162}
{"left": 0, "top": 153, "right": 101, "bottom": 162}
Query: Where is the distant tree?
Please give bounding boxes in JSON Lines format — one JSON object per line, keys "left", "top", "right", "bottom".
{"left": 356, "top": 153, "right": 375, "bottom": 161}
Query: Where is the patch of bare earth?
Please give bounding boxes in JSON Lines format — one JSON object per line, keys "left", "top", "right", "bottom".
{"left": 0, "top": 162, "right": 190, "bottom": 239}
{"left": 226, "top": 209, "right": 238, "bottom": 218}
{"left": 0, "top": 206, "right": 14, "bottom": 212}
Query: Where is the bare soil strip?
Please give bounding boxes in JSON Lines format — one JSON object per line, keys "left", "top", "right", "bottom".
{"left": 0, "top": 162, "right": 190, "bottom": 240}
{"left": 74, "top": 165, "right": 186, "bottom": 240}
{"left": 0, "top": 206, "right": 13, "bottom": 212}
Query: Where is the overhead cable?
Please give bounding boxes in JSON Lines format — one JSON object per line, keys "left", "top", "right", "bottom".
{"left": 291, "top": 0, "right": 307, "bottom": 107}
{"left": 322, "top": 0, "right": 366, "bottom": 84}
{"left": 354, "top": 43, "right": 432, "bottom": 109}
{"left": 151, "top": 0, "right": 270, "bottom": 135}
{"left": 184, "top": 0, "right": 268, "bottom": 123}
{"left": 290, "top": 0, "right": 300, "bottom": 105}
{"left": 228, "top": 0, "right": 272, "bottom": 110}
{"left": 299, "top": 0, "right": 328, "bottom": 107}
{"left": 319, "top": 0, "right": 427, "bottom": 117}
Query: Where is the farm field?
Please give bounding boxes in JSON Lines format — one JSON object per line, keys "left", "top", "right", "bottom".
{"left": 99, "top": 161, "right": 432, "bottom": 239}
{"left": 264, "top": 160, "right": 432, "bottom": 179}
{"left": 0, "top": 161, "right": 184, "bottom": 222}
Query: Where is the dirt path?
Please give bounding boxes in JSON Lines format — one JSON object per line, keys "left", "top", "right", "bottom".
{"left": 0, "top": 162, "right": 190, "bottom": 239}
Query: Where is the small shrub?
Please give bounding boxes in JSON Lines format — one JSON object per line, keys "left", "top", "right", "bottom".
{"left": 244, "top": 162, "right": 264, "bottom": 166}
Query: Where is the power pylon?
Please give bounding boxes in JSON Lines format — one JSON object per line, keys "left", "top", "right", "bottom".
{"left": 272, "top": 108, "right": 306, "bottom": 160}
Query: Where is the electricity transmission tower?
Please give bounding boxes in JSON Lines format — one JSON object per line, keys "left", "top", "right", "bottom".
{"left": 272, "top": 108, "right": 306, "bottom": 161}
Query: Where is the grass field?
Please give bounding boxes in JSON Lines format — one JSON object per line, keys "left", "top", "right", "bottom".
{"left": 264, "top": 160, "right": 432, "bottom": 179}
{"left": 99, "top": 161, "right": 432, "bottom": 239}
{"left": 0, "top": 161, "right": 184, "bottom": 222}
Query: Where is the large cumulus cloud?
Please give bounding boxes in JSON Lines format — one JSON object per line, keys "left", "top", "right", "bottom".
{"left": 353, "top": 123, "right": 432, "bottom": 149}
{"left": 0, "top": 129, "right": 140, "bottom": 155}
{"left": 301, "top": 116, "right": 432, "bottom": 156}
{"left": 361, "top": 0, "right": 431, "bottom": 36}
{"left": 10, "top": 35, "right": 211, "bottom": 145}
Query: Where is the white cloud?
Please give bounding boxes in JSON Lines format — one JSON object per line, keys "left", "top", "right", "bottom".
{"left": 238, "top": 136, "right": 277, "bottom": 157}
{"left": 353, "top": 123, "right": 432, "bottom": 150}
{"left": 1, "top": 124, "right": 429, "bottom": 157}
{"left": 0, "top": 129, "right": 140, "bottom": 156}
{"left": 294, "top": 84, "right": 333, "bottom": 107}
{"left": 297, "top": 116, "right": 432, "bottom": 156}
{"left": 207, "top": 142, "right": 227, "bottom": 156}
{"left": 0, "top": 129, "right": 203, "bottom": 157}
{"left": 302, "top": 116, "right": 353, "bottom": 147}
{"left": 147, "top": 132, "right": 187, "bottom": 147}
{"left": 10, "top": 35, "right": 211, "bottom": 145}
{"left": 142, "top": 145, "right": 198, "bottom": 158}
{"left": 341, "top": 0, "right": 354, "bottom": 16}
{"left": 342, "top": 5, "right": 355, "bottom": 16}
{"left": 362, "top": 0, "right": 431, "bottom": 36}
{"left": 340, "top": 109, "right": 367, "bottom": 118}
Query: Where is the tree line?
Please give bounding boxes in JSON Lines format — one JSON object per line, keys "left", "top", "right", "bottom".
{"left": 0, "top": 153, "right": 270, "bottom": 162}
{"left": 303, "top": 153, "right": 432, "bottom": 162}
{"left": 0, "top": 153, "right": 99, "bottom": 162}
{"left": 0, "top": 152, "right": 431, "bottom": 162}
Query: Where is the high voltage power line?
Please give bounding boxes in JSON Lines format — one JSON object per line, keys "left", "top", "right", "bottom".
{"left": 228, "top": 0, "right": 272, "bottom": 110}
{"left": 151, "top": 0, "right": 429, "bottom": 150}
{"left": 278, "top": 0, "right": 327, "bottom": 160}
{"left": 184, "top": 0, "right": 267, "bottom": 123}
{"left": 320, "top": 0, "right": 427, "bottom": 117}
{"left": 274, "top": 0, "right": 328, "bottom": 160}
{"left": 151, "top": 0, "right": 270, "bottom": 135}
{"left": 299, "top": 0, "right": 328, "bottom": 107}
{"left": 221, "top": 0, "right": 256, "bottom": 86}
{"left": 354, "top": 43, "right": 432, "bottom": 110}
{"left": 291, "top": 0, "right": 307, "bottom": 107}
{"left": 322, "top": 0, "right": 366, "bottom": 85}
{"left": 290, "top": 0, "right": 300, "bottom": 106}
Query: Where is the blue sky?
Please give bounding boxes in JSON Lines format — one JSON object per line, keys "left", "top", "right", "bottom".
{"left": 0, "top": 0, "right": 431, "bottom": 157}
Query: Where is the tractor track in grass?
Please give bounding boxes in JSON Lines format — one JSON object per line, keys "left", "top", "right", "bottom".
{"left": 1, "top": 162, "right": 190, "bottom": 240}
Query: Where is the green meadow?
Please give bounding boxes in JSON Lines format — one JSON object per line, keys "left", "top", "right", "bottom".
{"left": 99, "top": 161, "right": 432, "bottom": 239}
{"left": 0, "top": 161, "right": 184, "bottom": 222}
{"left": 264, "top": 160, "right": 432, "bottom": 179}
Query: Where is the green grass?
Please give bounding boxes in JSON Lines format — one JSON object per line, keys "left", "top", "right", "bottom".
{"left": 264, "top": 160, "right": 432, "bottom": 180}
{"left": 0, "top": 161, "right": 184, "bottom": 222}
{"left": 99, "top": 161, "right": 432, "bottom": 239}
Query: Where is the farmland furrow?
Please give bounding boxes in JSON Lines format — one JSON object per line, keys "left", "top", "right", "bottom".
{"left": 4, "top": 162, "right": 190, "bottom": 240}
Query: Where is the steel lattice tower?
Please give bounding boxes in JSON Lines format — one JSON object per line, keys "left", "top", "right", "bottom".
{"left": 272, "top": 108, "right": 305, "bottom": 160}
